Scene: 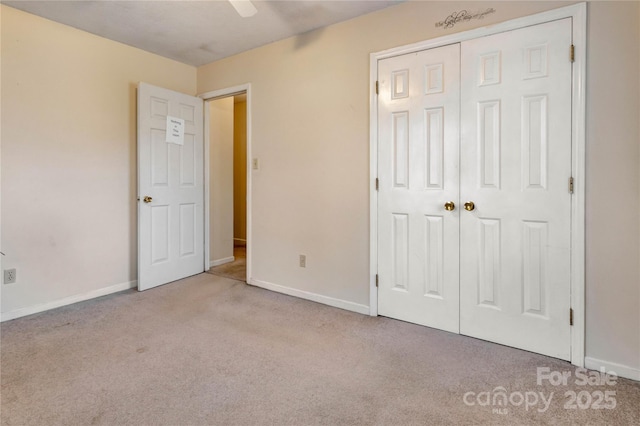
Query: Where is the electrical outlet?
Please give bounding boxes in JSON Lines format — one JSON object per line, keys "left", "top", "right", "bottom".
{"left": 299, "top": 255, "right": 306, "bottom": 268}
{"left": 252, "top": 158, "right": 259, "bottom": 170}
{"left": 4, "top": 269, "right": 16, "bottom": 284}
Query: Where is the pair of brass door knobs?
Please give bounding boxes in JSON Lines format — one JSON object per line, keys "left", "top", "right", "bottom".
{"left": 444, "top": 201, "right": 475, "bottom": 212}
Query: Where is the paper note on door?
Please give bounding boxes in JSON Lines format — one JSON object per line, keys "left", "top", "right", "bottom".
{"left": 166, "top": 116, "right": 185, "bottom": 145}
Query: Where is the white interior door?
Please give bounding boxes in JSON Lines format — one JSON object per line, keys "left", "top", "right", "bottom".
{"left": 377, "top": 44, "right": 461, "bottom": 333}
{"left": 459, "top": 19, "right": 573, "bottom": 360}
{"left": 137, "top": 82, "right": 204, "bottom": 291}
{"left": 377, "top": 19, "right": 573, "bottom": 360}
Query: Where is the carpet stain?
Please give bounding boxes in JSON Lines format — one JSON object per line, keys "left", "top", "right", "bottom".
{"left": 90, "top": 411, "right": 104, "bottom": 425}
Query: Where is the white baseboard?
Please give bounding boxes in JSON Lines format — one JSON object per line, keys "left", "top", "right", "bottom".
{"left": 585, "top": 356, "right": 640, "bottom": 382}
{"left": 248, "top": 278, "right": 370, "bottom": 315}
{"left": 1, "top": 280, "right": 137, "bottom": 322}
{"left": 209, "top": 256, "right": 235, "bottom": 268}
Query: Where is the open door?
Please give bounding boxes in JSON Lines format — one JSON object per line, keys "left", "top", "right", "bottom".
{"left": 137, "top": 82, "right": 204, "bottom": 291}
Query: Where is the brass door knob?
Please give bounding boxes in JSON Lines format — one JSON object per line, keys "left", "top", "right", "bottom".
{"left": 143, "top": 196, "right": 153, "bottom": 203}
{"left": 444, "top": 201, "right": 455, "bottom": 211}
{"left": 464, "top": 201, "right": 475, "bottom": 211}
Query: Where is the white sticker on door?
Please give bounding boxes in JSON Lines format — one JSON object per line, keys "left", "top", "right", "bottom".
{"left": 166, "top": 116, "right": 185, "bottom": 145}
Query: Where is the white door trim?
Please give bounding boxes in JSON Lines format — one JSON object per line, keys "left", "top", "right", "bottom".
{"left": 369, "top": 3, "right": 586, "bottom": 367}
{"left": 200, "top": 84, "right": 252, "bottom": 283}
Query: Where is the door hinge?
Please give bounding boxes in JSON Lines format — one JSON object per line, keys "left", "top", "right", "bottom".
{"left": 375, "top": 274, "right": 379, "bottom": 287}
{"left": 569, "top": 177, "right": 574, "bottom": 194}
{"left": 570, "top": 308, "right": 574, "bottom": 326}
{"left": 375, "top": 178, "right": 379, "bottom": 191}
{"left": 375, "top": 81, "right": 379, "bottom": 95}
{"left": 570, "top": 44, "right": 575, "bottom": 62}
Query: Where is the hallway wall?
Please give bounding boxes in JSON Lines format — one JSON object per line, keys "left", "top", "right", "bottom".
{"left": 209, "top": 97, "right": 235, "bottom": 265}
{"left": 233, "top": 99, "right": 247, "bottom": 244}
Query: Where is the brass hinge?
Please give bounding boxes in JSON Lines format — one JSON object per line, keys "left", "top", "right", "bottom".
{"left": 569, "top": 177, "right": 574, "bottom": 194}
{"left": 375, "top": 178, "right": 379, "bottom": 191}
{"left": 570, "top": 44, "right": 575, "bottom": 62}
{"left": 375, "top": 274, "right": 379, "bottom": 287}
{"left": 375, "top": 81, "right": 379, "bottom": 95}
{"left": 570, "top": 308, "right": 574, "bottom": 326}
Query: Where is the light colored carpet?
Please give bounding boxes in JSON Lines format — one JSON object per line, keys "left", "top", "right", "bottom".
{"left": 1, "top": 273, "right": 638, "bottom": 425}
{"left": 207, "top": 246, "right": 246, "bottom": 282}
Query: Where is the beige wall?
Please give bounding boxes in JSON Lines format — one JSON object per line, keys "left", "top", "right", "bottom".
{"left": 209, "top": 97, "right": 235, "bottom": 264}
{"left": 233, "top": 99, "right": 247, "bottom": 243}
{"left": 197, "top": 0, "right": 574, "bottom": 304}
{"left": 1, "top": 6, "right": 197, "bottom": 314}
{"left": 584, "top": 1, "right": 640, "bottom": 374}
{"left": 197, "top": 1, "right": 640, "bottom": 375}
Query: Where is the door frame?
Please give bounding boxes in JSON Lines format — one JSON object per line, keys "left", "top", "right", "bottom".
{"left": 200, "top": 84, "right": 252, "bottom": 283}
{"left": 369, "top": 3, "right": 586, "bottom": 367}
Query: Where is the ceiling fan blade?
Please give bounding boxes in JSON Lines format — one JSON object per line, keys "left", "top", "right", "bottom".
{"left": 229, "top": 0, "right": 257, "bottom": 18}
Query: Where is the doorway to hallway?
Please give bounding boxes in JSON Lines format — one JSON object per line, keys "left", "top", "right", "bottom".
{"left": 207, "top": 93, "right": 248, "bottom": 282}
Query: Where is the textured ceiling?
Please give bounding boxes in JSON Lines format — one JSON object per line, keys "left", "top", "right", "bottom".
{"left": 3, "top": 0, "right": 403, "bottom": 66}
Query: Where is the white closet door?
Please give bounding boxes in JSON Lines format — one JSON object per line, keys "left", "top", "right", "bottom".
{"left": 459, "top": 19, "right": 573, "bottom": 360}
{"left": 377, "top": 44, "right": 461, "bottom": 333}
